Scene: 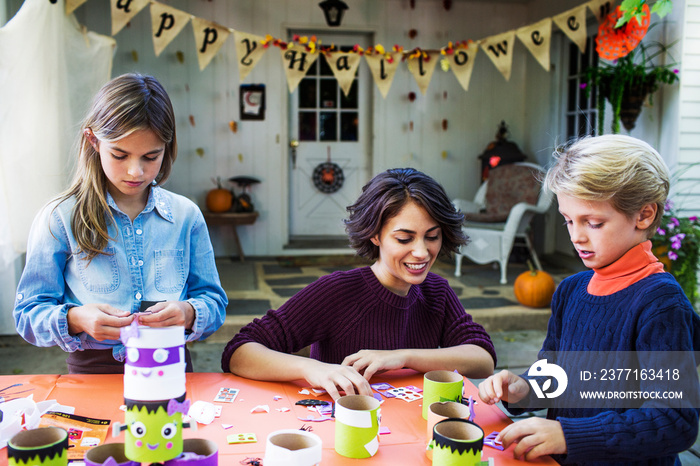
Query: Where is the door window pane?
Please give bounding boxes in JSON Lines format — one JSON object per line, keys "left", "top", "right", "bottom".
{"left": 299, "top": 112, "right": 317, "bottom": 141}
{"left": 319, "top": 112, "right": 337, "bottom": 141}
{"left": 299, "top": 79, "right": 317, "bottom": 109}
{"left": 340, "top": 80, "right": 358, "bottom": 109}
{"left": 341, "top": 112, "right": 358, "bottom": 141}
{"left": 320, "top": 80, "right": 337, "bottom": 108}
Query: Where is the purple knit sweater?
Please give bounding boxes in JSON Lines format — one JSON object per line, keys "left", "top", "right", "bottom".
{"left": 221, "top": 266, "right": 496, "bottom": 372}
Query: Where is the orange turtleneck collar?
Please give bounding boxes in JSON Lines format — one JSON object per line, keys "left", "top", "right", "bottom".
{"left": 588, "top": 240, "right": 665, "bottom": 296}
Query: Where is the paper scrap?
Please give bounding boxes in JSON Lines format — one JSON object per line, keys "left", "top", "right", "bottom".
{"left": 297, "top": 415, "right": 333, "bottom": 422}
{"left": 273, "top": 395, "right": 283, "bottom": 401}
{"left": 227, "top": 433, "right": 257, "bottom": 444}
{"left": 379, "top": 426, "right": 391, "bottom": 435}
{"left": 214, "top": 387, "right": 240, "bottom": 403}
{"left": 276, "top": 407, "right": 290, "bottom": 413}
{"left": 222, "top": 424, "right": 234, "bottom": 429}
{"left": 250, "top": 404, "right": 270, "bottom": 414}
{"left": 298, "top": 389, "right": 310, "bottom": 395}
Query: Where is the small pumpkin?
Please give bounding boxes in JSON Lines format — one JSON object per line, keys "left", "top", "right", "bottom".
{"left": 514, "top": 261, "right": 556, "bottom": 308}
{"left": 206, "top": 177, "right": 233, "bottom": 212}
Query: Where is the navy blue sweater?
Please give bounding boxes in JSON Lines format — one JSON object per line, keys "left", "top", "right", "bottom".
{"left": 508, "top": 271, "right": 700, "bottom": 465}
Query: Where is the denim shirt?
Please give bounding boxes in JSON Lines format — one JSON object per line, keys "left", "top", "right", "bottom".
{"left": 14, "top": 186, "right": 227, "bottom": 361}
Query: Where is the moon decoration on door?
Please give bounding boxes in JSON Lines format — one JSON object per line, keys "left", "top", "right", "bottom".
{"left": 312, "top": 146, "right": 345, "bottom": 194}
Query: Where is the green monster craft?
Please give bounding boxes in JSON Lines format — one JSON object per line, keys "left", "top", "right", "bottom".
{"left": 8, "top": 427, "right": 68, "bottom": 466}
{"left": 431, "top": 418, "right": 484, "bottom": 466}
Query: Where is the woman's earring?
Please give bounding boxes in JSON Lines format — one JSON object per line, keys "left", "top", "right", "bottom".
{"left": 84, "top": 128, "right": 99, "bottom": 151}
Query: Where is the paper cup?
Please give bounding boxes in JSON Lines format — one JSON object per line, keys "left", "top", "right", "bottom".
{"left": 431, "top": 418, "right": 483, "bottom": 466}
{"left": 422, "top": 370, "right": 464, "bottom": 419}
{"left": 84, "top": 443, "right": 140, "bottom": 466}
{"left": 334, "top": 395, "right": 381, "bottom": 458}
{"left": 8, "top": 427, "right": 68, "bottom": 466}
{"left": 163, "top": 439, "right": 219, "bottom": 466}
{"left": 425, "top": 401, "right": 472, "bottom": 460}
{"left": 264, "top": 429, "right": 322, "bottom": 466}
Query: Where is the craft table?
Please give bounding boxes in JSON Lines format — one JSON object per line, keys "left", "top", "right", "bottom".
{"left": 0, "top": 370, "right": 555, "bottom": 465}
{"left": 202, "top": 211, "right": 259, "bottom": 262}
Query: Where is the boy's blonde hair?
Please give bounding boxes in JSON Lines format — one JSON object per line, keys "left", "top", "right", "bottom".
{"left": 544, "top": 134, "right": 669, "bottom": 238}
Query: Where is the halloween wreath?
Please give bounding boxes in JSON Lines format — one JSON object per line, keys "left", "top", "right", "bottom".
{"left": 312, "top": 162, "right": 344, "bottom": 193}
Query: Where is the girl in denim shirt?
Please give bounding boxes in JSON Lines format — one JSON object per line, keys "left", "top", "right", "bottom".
{"left": 14, "top": 74, "right": 227, "bottom": 374}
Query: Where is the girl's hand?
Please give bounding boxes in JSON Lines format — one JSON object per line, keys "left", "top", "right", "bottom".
{"left": 342, "top": 349, "right": 408, "bottom": 381}
{"left": 302, "top": 360, "right": 374, "bottom": 401}
{"left": 67, "top": 304, "right": 134, "bottom": 341}
{"left": 498, "top": 418, "right": 567, "bottom": 460}
{"left": 137, "top": 301, "right": 196, "bottom": 330}
{"left": 478, "top": 370, "right": 530, "bottom": 405}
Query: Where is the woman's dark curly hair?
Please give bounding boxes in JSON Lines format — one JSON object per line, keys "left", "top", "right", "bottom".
{"left": 344, "top": 168, "right": 468, "bottom": 260}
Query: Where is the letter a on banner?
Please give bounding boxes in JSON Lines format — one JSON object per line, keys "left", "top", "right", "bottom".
{"left": 446, "top": 42, "right": 478, "bottom": 91}
{"left": 281, "top": 44, "right": 319, "bottom": 93}
{"left": 111, "top": 0, "right": 150, "bottom": 36}
{"left": 480, "top": 30, "right": 516, "bottom": 81}
{"left": 553, "top": 5, "right": 588, "bottom": 53}
{"left": 234, "top": 31, "right": 268, "bottom": 82}
{"left": 150, "top": 2, "right": 191, "bottom": 57}
{"left": 516, "top": 18, "right": 552, "bottom": 71}
{"left": 407, "top": 51, "right": 439, "bottom": 95}
{"left": 191, "top": 17, "right": 230, "bottom": 70}
{"left": 324, "top": 51, "right": 362, "bottom": 97}
{"left": 364, "top": 52, "right": 401, "bottom": 99}
{"left": 587, "top": 0, "right": 614, "bottom": 23}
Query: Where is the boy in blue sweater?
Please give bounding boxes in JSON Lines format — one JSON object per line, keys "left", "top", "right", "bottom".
{"left": 478, "top": 135, "right": 700, "bottom": 465}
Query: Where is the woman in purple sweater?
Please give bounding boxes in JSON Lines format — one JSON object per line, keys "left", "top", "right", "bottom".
{"left": 222, "top": 168, "right": 496, "bottom": 399}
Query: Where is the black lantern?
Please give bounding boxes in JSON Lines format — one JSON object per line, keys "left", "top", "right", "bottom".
{"left": 477, "top": 121, "right": 527, "bottom": 181}
{"left": 319, "top": 0, "right": 348, "bottom": 27}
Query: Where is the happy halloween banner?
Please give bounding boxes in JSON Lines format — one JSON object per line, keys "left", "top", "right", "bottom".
{"left": 66, "top": 0, "right": 615, "bottom": 97}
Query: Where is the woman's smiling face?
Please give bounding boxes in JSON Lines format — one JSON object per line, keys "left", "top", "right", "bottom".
{"left": 370, "top": 201, "right": 442, "bottom": 296}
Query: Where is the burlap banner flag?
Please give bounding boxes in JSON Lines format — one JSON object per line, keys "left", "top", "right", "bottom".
{"left": 553, "top": 4, "right": 588, "bottom": 53}
{"left": 234, "top": 31, "right": 269, "bottom": 82}
{"left": 150, "top": 2, "right": 191, "bottom": 57}
{"left": 480, "top": 30, "right": 516, "bottom": 81}
{"left": 111, "top": 0, "right": 150, "bottom": 35}
{"left": 516, "top": 18, "right": 552, "bottom": 71}
{"left": 365, "top": 52, "right": 401, "bottom": 99}
{"left": 192, "top": 17, "right": 230, "bottom": 70}
{"left": 281, "top": 44, "right": 319, "bottom": 93}
{"left": 446, "top": 42, "right": 478, "bottom": 91}
{"left": 323, "top": 51, "right": 362, "bottom": 97}
{"left": 66, "top": 0, "right": 89, "bottom": 15}
{"left": 407, "top": 51, "right": 440, "bottom": 95}
{"left": 587, "top": 0, "right": 615, "bottom": 23}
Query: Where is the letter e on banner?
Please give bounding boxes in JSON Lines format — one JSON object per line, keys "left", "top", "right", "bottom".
{"left": 516, "top": 18, "right": 552, "bottom": 71}
{"left": 553, "top": 5, "right": 588, "bottom": 53}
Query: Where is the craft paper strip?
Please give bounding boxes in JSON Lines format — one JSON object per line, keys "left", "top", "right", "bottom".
{"left": 323, "top": 51, "right": 362, "bottom": 97}
{"left": 587, "top": 0, "right": 615, "bottom": 23}
{"left": 479, "top": 30, "right": 516, "bottom": 81}
{"left": 280, "top": 44, "right": 319, "bottom": 93}
{"left": 334, "top": 395, "right": 381, "bottom": 459}
{"left": 264, "top": 429, "right": 322, "bottom": 466}
{"left": 334, "top": 404, "right": 373, "bottom": 428}
{"left": 446, "top": 42, "right": 478, "bottom": 91}
{"left": 365, "top": 52, "right": 401, "bottom": 99}
{"left": 110, "top": 0, "right": 150, "bottom": 36}
{"left": 516, "top": 18, "right": 552, "bottom": 71}
{"left": 150, "top": 2, "right": 192, "bottom": 57}
{"left": 553, "top": 4, "right": 588, "bottom": 54}
{"left": 234, "top": 31, "right": 268, "bottom": 82}
{"left": 406, "top": 51, "right": 440, "bottom": 95}
{"left": 191, "top": 17, "right": 230, "bottom": 71}
{"left": 65, "top": 0, "right": 88, "bottom": 15}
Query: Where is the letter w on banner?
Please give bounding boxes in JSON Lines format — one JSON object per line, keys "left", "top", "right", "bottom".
{"left": 111, "top": 0, "right": 150, "bottom": 36}
{"left": 191, "top": 17, "right": 230, "bottom": 70}
{"left": 323, "top": 51, "right": 362, "bottom": 97}
{"left": 480, "top": 30, "right": 515, "bottom": 81}
{"left": 150, "top": 2, "right": 191, "bottom": 57}
{"left": 234, "top": 31, "right": 268, "bottom": 82}
{"left": 516, "top": 18, "right": 552, "bottom": 71}
{"left": 281, "top": 44, "right": 319, "bottom": 93}
{"left": 553, "top": 4, "right": 588, "bottom": 53}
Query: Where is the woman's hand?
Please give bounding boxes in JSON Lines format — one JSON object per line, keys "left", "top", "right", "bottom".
{"left": 342, "top": 349, "right": 408, "bottom": 381}
{"left": 478, "top": 370, "right": 530, "bottom": 405}
{"left": 302, "top": 360, "right": 374, "bottom": 401}
{"left": 137, "top": 301, "right": 196, "bottom": 330}
{"left": 498, "top": 418, "right": 567, "bottom": 460}
{"left": 67, "top": 304, "right": 135, "bottom": 341}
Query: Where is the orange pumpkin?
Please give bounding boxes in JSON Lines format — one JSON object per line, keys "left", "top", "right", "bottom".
{"left": 514, "top": 263, "right": 556, "bottom": 308}
{"left": 206, "top": 188, "right": 233, "bottom": 213}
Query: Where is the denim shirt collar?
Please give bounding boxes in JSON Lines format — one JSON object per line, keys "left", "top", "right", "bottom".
{"left": 105, "top": 185, "right": 174, "bottom": 223}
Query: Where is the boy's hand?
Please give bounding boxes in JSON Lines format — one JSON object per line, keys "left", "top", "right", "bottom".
{"left": 478, "top": 370, "right": 530, "bottom": 404}
{"left": 498, "top": 418, "right": 567, "bottom": 460}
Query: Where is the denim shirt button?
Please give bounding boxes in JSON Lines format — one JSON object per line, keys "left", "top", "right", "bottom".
{"left": 138, "top": 260, "right": 143, "bottom": 267}
{"left": 136, "top": 229, "right": 143, "bottom": 235}
{"left": 135, "top": 292, "right": 142, "bottom": 300}
{"left": 16, "top": 293, "right": 23, "bottom": 301}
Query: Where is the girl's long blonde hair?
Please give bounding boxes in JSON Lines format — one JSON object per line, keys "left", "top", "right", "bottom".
{"left": 56, "top": 73, "right": 177, "bottom": 261}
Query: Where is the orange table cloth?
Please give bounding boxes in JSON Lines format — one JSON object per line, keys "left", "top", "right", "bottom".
{"left": 0, "top": 370, "right": 555, "bottom": 465}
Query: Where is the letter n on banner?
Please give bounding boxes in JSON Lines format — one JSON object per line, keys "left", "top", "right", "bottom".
{"left": 111, "top": 0, "right": 150, "bottom": 36}
{"left": 364, "top": 52, "right": 401, "bottom": 99}
{"left": 553, "top": 5, "right": 588, "bottom": 53}
{"left": 324, "top": 51, "right": 362, "bottom": 97}
{"left": 234, "top": 31, "right": 268, "bottom": 82}
{"left": 150, "top": 2, "right": 191, "bottom": 57}
{"left": 480, "top": 30, "right": 516, "bottom": 81}
{"left": 406, "top": 51, "right": 439, "bottom": 95}
{"left": 281, "top": 44, "right": 319, "bottom": 93}
{"left": 516, "top": 18, "right": 552, "bottom": 71}
{"left": 446, "top": 41, "right": 478, "bottom": 91}
{"left": 191, "top": 17, "right": 230, "bottom": 71}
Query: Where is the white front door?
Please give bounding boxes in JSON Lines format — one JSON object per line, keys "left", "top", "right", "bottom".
{"left": 288, "top": 31, "right": 372, "bottom": 240}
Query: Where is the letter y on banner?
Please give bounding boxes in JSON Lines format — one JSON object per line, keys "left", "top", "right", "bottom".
{"left": 191, "top": 17, "right": 230, "bottom": 71}
{"left": 111, "top": 0, "right": 150, "bottom": 36}
{"left": 234, "top": 31, "right": 268, "bottom": 82}
{"left": 150, "top": 2, "right": 191, "bottom": 57}
{"left": 480, "top": 30, "right": 515, "bottom": 81}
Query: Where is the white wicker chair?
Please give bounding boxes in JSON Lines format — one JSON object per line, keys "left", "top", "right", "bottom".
{"left": 453, "top": 162, "right": 553, "bottom": 284}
